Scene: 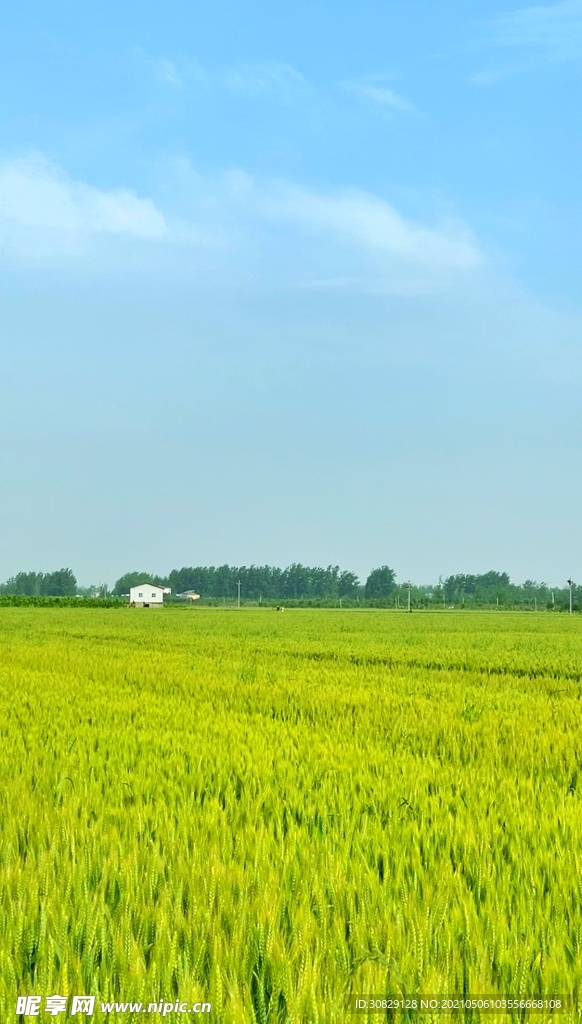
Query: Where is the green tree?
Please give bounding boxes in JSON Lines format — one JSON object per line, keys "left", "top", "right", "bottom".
{"left": 112, "top": 562, "right": 363, "bottom": 603}
{"left": 365, "top": 566, "right": 396, "bottom": 601}
{"left": 41, "top": 569, "right": 77, "bottom": 596}
{"left": 338, "top": 570, "right": 360, "bottom": 597}
{"left": 2, "top": 572, "right": 43, "bottom": 596}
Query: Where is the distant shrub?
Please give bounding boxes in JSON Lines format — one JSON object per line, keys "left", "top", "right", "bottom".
{"left": 0, "top": 596, "right": 126, "bottom": 608}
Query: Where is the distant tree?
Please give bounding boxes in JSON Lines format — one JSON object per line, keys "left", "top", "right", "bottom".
{"left": 3, "top": 572, "right": 43, "bottom": 596}
{"left": 168, "top": 567, "right": 204, "bottom": 595}
{"left": 1, "top": 569, "right": 76, "bottom": 596}
{"left": 111, "top": 562, "right": 365, "bottom": 603}
{"left": 444, "top": 571, "right": 512, "bottom": 605}
{"left": 338, "top": 570, "right": 360, "bottom": 597}
{"left": 41, "top": 569, "right": 77, "bottom": 596}
{"left": 365, "top": 566, "right": 396, "bottom": 601}
{"left": 213, "top": 565, "right": 234, "bottom": 599}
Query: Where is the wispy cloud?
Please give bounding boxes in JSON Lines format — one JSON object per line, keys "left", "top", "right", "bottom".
{"left": 469, "top": 64, "right": 530, "bottom": 84}
{"left": 265, "top": 184, "right": 480, "bottom": 272}
{"left": 0, "top": 153, "right": 483, "bottom": 291}
{"left": 472, "top": 0, "right": 582, "bottom": 81}
{"left": 155, "top": 58, "right": 181, "bottom": 86}
{"left": 152, "top": 56, "right": 307, "bottom": 97}
{"left": 492, "top": 0, "right": 582, "bottom": 52}
{"left": 343, "top": 75, "right": 418, "bottom": 113}
{"left": 0, "top": 156, "right": 167, "bottom": 257}
{"left": 220, "top": 62, "right": 306, "bottom": 96}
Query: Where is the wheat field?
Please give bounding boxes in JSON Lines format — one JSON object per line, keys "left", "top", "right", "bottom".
{"left": 1, "top": 608, "right": 582, "bottom": 1022}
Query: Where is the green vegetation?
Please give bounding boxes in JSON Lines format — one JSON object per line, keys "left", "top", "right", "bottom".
{"left": 0, "top": 595, "right": 124, "bottom": 608}
{"left": 112, "top": 566, "right": 576, "bottom": 610}
{"left": 1, "top": 608, "right": 582, "bottom": 1021}
{"left": 113, "top": 565, "right": 361, "bottom": 601}
{"left": 0, "top": 568, "right": 77, "bottom": 597}
{"left": 364, "top": 565, "right": 397, "bottom": 601}
{"left": 1, "top": 566, "right": 576, "bottom": 610}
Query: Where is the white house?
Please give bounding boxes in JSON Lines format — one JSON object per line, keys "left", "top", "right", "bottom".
{"left": 129, "top": 583, "right": 171, "bottom": 607}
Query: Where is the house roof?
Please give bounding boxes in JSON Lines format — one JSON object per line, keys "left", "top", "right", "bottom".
{"left": 130, "top": 583, "right": 171, "bottom": 593}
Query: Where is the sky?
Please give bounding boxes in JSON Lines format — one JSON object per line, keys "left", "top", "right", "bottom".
{"left": 1, "top": 0, "right": 582, "bottom": 588}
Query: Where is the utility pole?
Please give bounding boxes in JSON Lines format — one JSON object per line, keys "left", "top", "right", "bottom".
{"left": 567, "top": 579, "right": 574, "bottom": 615}
{"left": 406, "top": 582, "right": 412, "bottom": 613}
{"left": 237, "top": 580, "right": 241, "bottom": 608}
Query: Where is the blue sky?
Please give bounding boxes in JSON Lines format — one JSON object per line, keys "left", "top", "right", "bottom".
{"left": 1, "top": 0, "right": 582, "bottom": 587}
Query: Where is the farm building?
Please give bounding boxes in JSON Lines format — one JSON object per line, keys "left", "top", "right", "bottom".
{"left": 177, "top": 590, "right": 201, "bottom": 602}
{"left": 129, "top": 584, "right": 171, "bottom": 607}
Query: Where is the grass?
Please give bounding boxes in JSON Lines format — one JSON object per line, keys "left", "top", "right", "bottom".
{"left": 1, "top": 608, "right": 582, "bottom": 1022}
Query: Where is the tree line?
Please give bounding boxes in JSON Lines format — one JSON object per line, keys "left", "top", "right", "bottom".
{"left": 0, "top": 569, "right": 77, "bottom": 597}
{"left": 111, "top": 566, "right": 574, "bottom": 609}
{"left": 113, "top": 564, "right": 368, "bottom": 601}
{"left": 0, "top": 565, "right": 576, "bottom": 610}
{"left": 437, "top": 571, "right": 569, "bottom": 609}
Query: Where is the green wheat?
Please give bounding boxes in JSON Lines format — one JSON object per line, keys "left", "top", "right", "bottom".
{"left": 1, "top": 608, "right": 581, "bottom": 1022}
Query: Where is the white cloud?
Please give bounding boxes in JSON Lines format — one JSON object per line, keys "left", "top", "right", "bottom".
{"left": 220, "top": 61, "right": 306, "bottom": 96}
{"left": 0, "top": 154, "right": 483, "bottom": 290}
{"left": 152, "top": 56, "right": 307, "bottom": 97}
{"left": 265, "top": 184, "right": 481, "bottom": 272}
{"left": 0, "top": 156, "right": 166, "bottom": 254}
{"left": 493, "top": 0, "right": 582, "bottom": 51}
{"left": 469, "top": 64, "right": 529, "bottom": 83}
{"left": 472, "top": 0, "right": 582, "bottom": 78}
{"left": 344, "top": 76, "right": 418, "bottom": 113}
{"left": 155, "top": 59, "right": 181, "bottom": 86}
{"left": 169, "top": 166, "right": 482, "bottom": 280}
